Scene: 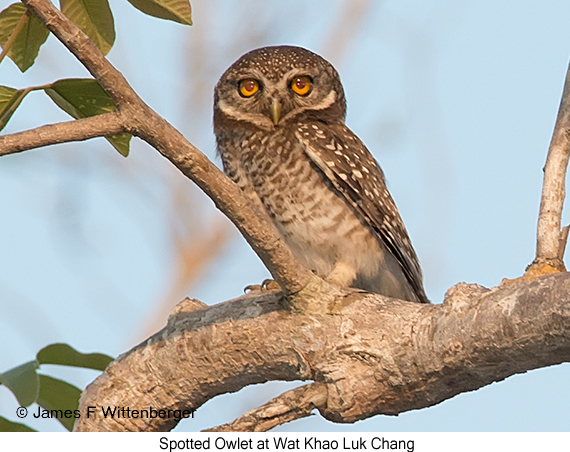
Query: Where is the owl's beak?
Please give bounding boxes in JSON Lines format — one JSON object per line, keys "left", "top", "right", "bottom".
{"left": 270, "top": 98, "right": 281, "bottom": 125}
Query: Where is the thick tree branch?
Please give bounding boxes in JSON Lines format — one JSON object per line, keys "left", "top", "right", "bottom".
{"left": 0, "top": 112, "right": 124, "bottom": 156}
{"left": 205, "top": 383, "right": 328, "bottom": 432}
{"left": 534, "top": 60, "right": 570, "bottom": 270}
{"left": 74, "top": 274, "right": 570, "bottom": 431}
{"left": 14, "top": 0, "right": 316, "bottom": 298}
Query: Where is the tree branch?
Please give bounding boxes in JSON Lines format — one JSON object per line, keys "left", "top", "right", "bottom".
{"left": 534, "top": 60, "right": 570, "bottom": 271}
{"left": 17, "top": 0, "right": 316, "bottom": 299}
{"left": 205, "top": 382, "right": 328, "bottom": 432}
{"left": 73, "top": 274, "right": 570, "bottom": 431}
{"left": 0, "top": 112, "right": 124, "bottom": 156}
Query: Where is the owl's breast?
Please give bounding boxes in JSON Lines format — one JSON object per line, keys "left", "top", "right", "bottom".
{"left": 228, "top": 128, "right": 381, "bottom": 277}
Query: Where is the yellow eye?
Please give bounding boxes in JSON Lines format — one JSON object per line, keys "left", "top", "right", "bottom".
{"left": 291, "top": 76, "right": 312, "bottom": 96}
{"left": 239, "top": 79, "right": 260, "bottom": 97}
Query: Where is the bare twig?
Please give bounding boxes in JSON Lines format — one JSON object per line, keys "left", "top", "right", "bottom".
{"left": 15, "top": 0, "right": 316, "bottom": 298}
{"left": 0, "top": 112, "right": 124, "bottom": 156}
{"left": 534, "top": 60, "right": 570, "bottom": 271}
{"left": 204, "top": 383, "right": 328, "bottom": 432}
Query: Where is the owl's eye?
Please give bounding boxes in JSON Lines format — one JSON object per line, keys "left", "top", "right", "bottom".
{"left": 239, "top": 79, "right": 260, "bottom": 97}
{"left": 290, "top": 76, "right": 312, "bottom": 96}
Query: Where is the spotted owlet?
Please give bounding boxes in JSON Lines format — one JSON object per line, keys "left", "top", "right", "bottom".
{"left": 214, "top": 45, "right": 428, "bottom": 304}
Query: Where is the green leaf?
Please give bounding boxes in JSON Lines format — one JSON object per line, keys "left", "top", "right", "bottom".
{"left": 36, "top": 375, "right": 81, "bottom": 431}
{"left": 0, "top": 361, "right": 40, "bottom": 407}
{"left": 0, "top": 3, "right": 50, "bottom": 72}
{"left": 0, "top": 416, "right": 37, "bottom": 432}
{"left": 126, "top": 0, "right": 192, "bottom": 25}
{"left": 45, "top": 78, "right": 115, "bottom": 118}
{"left": 106, "top": 133, "right": 132, "bottom": 157}
{"left": 0, "top": 85, "right": 29, "bottom": 131}
{"left": 37, "top": 343, "right": 113, "bottom": 371}
{"left": 59, "top": 0, "right": 115, "bottom": 55}
{"left": 44, "top": 78, "right": 132, "bottom": 156}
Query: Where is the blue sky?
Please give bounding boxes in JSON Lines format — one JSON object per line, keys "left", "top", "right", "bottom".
{"left": 0, "top": 0, "right": 569, "bottom": 431}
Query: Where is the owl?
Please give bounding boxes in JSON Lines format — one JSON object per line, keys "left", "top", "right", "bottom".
{"left": 214, "top": 45, "right": 428, "bottom": 304}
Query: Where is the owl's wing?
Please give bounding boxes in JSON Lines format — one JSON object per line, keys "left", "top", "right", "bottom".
{"left": 295, "top": 122, "right": 428, "bottom": 303}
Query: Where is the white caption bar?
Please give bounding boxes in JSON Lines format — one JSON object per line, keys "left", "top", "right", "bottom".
{"left": 0, "top": 432, "right": 567, "bottom": 451}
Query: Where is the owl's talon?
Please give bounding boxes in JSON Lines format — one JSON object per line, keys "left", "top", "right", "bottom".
{"left": 244, "top": 279, "right": 281, "bottom": 293}
{"left": 244, "top": 284, "right": 262, "bottom": 293}
{"left": 261, "top": 279, "right": 281, "bottom": 290}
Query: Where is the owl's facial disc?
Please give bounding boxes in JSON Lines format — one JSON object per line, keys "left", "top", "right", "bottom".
{"left": 214, "top": 46, "right": 347, "bottom": 133}
{"left": 216, "top": 63, "right": 341, "bottom": 130}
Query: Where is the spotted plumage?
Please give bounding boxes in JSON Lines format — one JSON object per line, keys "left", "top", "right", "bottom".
{"left": 214, "top": 45, "right": 428, "bottom": 303}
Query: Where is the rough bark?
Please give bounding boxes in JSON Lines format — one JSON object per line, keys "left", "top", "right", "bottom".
{"left": 205, "top": 383, "right": 329, "bottom": 432}
{"left": 73, "top": 275, "right": 570, "bottom": 431}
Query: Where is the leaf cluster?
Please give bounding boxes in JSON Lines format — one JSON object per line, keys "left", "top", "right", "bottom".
{"left": 0, "top": 0, "right": 192, "bottom": 155}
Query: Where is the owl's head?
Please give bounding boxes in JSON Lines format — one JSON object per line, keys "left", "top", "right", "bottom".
{"left": 214, "top": 46, "right": 346, "bottom": 133}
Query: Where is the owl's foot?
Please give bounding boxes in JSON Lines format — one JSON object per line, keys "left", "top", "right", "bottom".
{"left": 244, "top": 279, "right": 281, "bottom": 293}
{"left": 326, "top": 261, "right": 357, "bottom": 288}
